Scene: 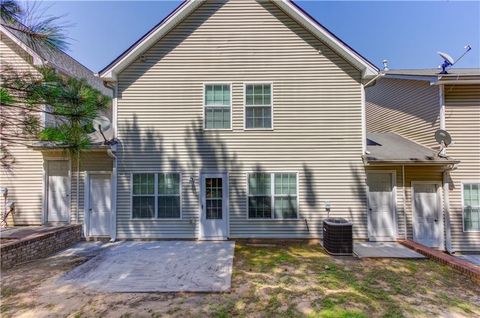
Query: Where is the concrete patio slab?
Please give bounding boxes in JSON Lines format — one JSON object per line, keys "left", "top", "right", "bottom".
{"left": 354, "top": 242, "right": 426, "bottom": 259}
{"left": 457, "top": 255, "right": 480, "bottom": 267}
{"left": 58, "top": 241, "right": 235, "bottom": 292}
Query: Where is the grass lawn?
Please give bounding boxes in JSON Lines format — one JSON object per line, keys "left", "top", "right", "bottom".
{"left": 1, "top": 242, "right": 479, "bottom": 317}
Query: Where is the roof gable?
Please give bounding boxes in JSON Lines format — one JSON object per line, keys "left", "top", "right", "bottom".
{"left": 99, "top": 0, "right": 378, "bottom": 80}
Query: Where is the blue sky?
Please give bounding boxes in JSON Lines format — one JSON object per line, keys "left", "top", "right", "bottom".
{"left": 36, "top": 1, "right": 480, "bottom": 72}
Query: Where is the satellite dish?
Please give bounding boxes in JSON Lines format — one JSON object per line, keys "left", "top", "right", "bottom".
{"left": 435, "top": 129, "right": 452, "bottom": 147}
{"left": 435, "top": 129, "right": 452, "bottom": 158}
{"left": 437, "top": 45, "right": 472, "bottom": 74}
{"left": 92, "top": 116, "right": 112, "bottom": 144}
{"left": 92, "top": 116, "right": 111, "bottom": 132}
{"left": 438, "top": 52, "right": 455, "bottom": 65}
{"left": 438, "top": 52, "right": 455, "bottom": 74}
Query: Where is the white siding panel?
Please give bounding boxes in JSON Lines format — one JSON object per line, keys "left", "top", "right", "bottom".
{"left": 0, "top": 33, "right": 44, "bottom": 224}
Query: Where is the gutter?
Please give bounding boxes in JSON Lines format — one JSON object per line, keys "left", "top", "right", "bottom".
{"left": 402, "top": 165, "right": 407, "bottom": 240}
{"left": 362, "top": 158, "right": 460, "bottom": 166}
{"left": 363, "top": 72, "right": 385, "bottom": 88}
{"left": 104, "top": 81, "right": 118, "bottom": 242}
{"left": 76, "top": 152, "right": 80, "bottom": 224}
{"left": 107, "top": 144, "right": 117, "bottom": 242}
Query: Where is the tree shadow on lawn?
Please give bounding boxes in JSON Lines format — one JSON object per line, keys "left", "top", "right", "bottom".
{"left": 231, "top": 242, "right": 480, "bottom": 318}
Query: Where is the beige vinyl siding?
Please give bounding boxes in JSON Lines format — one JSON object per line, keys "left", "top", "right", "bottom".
{"left": 366, "top": 78, "right": 440, "bottom": 148}
{"left": 116, "top": 0, "right": 366, "bottom": 239}
{"left": 0, "top": 32, "right": 44, "bottom": 225}
{"left": 444, "top": 84, "right": 480, "bottom": 252}
{"left": 366, "top": 165, "right": 444, "bottom": 240}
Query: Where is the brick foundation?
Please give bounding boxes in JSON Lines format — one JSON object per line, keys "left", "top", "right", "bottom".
{"left": 1, "top": 225, "right": 82, "bottom": 270}
{"left": 399, "top": 240, "right": 480, "bottom": 284}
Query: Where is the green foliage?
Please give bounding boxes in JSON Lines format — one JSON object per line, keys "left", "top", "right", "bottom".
{"left": 0, "top": 87, "right": 13, "bottom": 104}
{"left": 1, "top": 0, "right": 70, "bottom": 51}
{"left": 1, "top": 65, "right": 111, "bottom": 158}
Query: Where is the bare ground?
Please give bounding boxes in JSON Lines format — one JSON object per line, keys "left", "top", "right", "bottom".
{"left": 1, "top": 242, "right": 479, "bottom": 318}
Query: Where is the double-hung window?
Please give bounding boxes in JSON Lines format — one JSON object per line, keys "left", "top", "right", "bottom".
{"left": 245, "top": 83, "right": 272, "bottom": 129}
{"left": 248, "top": 172, "right": 298, "bottom": 219}
{"left": 204, "top": 84, "right": 231, "bottom": 129}
{"left": 463, "top": 183, "right": 480, "bottom": 231}
{"left": 132, "top": 173, "right": 181, "bottom": 219}
{"left": 158, "top": 173, "right": 181, "bottom": 218}
{"left": 132, "top": 174, "right": 155, "bottom": 218}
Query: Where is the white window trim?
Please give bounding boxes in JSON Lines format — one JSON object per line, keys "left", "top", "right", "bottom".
{"left": 461, "top": 180, "right": 480, "bottom": 233}
{"left": 243, "top": 82, "right": 274, "bottom": 131}
{"left": 130, "top": 172, "right": 182, "bottom": 220}
{"left": 246, "top": 171, "right": 299, "bottom": 220}
{"left": 203, "top": 82, "right": 233, "bottom": 131}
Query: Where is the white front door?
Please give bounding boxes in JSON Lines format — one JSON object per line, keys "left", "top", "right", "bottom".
{"left": 87, "top": 173, "right": 112, "bottom": 236}
{"left": 367, "top": 172, "right": 396, "bottom": 241}
{"left": 412, "top": 182, "right": 443, "bottom": 249}
{"left": 199, "top": 173, "right": 228, "bottom": 240}
{"left": 47, "top": 160, "right": 70, "bottom": 223}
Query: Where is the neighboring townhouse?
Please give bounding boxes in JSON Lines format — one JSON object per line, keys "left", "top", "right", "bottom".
{"left": 0, "top": 19, "right": 113, "bottom": 230}
{"left": 98, "top": 0, "right": 379, "bottom": 240}
{"left": 366, "top": 69, "right": 480, "bottom": 253}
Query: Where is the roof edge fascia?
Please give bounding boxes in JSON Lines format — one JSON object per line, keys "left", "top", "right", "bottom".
{"left": 0, "top": 24, "right": 45, "bottom": 66}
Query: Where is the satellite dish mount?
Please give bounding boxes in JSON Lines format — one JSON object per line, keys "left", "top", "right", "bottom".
{"left": 438, "top": 45, "right": 472, "bottom": 74}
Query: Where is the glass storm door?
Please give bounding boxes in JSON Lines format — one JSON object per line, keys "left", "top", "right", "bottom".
{"left": 199, "top": 173, "right": 228, "bottom": 240}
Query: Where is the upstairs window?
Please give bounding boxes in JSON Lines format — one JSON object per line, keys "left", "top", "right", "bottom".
{"left": 245, "top": 83, "right": 272, "bottom": 129}
{"left": 464, "top": 183, "right": 480, "bottom": 231}
{"left": 248, "top": 172, "right": 298, "bottom": 219}
{"left": 204, "top": 84, "right": 231, "bottom": 129}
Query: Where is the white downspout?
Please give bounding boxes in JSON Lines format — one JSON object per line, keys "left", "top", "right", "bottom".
{"left": 439, "top": 85, "right": 446, "bottom": 155}
{"left": 443, "top": 167, "right": 454, "bottom": 254}
{"left": 108, "top": 146, "right": 117, "bottom": 242}
{"left": 109, "top": 81, "right": 118, "bottom": 242}
{"left": 361, "top": 83, "right": 366, "bottom": 154}
{"left": 76, "top": 151, "right": 80, "bottom": 224}
{"left": 402, "top": 165, "right": 407, "bottom": 240}
{"left": 439, "top": 84, "right": 454, "bottom": 253}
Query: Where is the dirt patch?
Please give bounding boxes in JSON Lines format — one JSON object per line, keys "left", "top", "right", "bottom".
{"left": 1, "top": 242, "right": 479, "bottom": 318}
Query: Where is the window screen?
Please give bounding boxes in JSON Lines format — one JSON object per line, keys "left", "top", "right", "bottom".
{"left": 205, "top": 84, "right": 231, "bottom": 129}
{"left": 464, "top": 183, "right": 480, "bottom": 231}
{"left": 245, "top": 84, "right": 272, "bottom": 129}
